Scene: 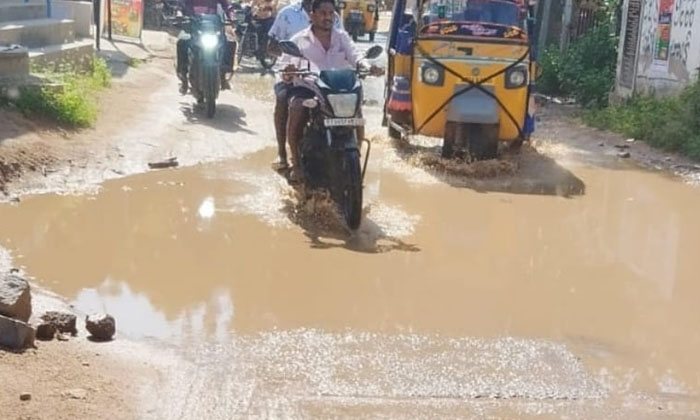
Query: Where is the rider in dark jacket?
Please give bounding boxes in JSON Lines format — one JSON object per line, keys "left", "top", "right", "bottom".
{"left": 176, "top": 0, "right": 235, "bottom": 93}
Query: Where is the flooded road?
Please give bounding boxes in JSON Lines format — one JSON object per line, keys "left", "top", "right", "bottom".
{"left": 2, "top": 134, "right": 700, "bottom": 417}
{"left": 1, "top": 43, "right": 700, "bottom": 418}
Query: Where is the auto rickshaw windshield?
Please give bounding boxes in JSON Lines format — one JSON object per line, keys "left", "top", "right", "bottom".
{"left": 418, "top": 0, "right": 527, "bottom": 38}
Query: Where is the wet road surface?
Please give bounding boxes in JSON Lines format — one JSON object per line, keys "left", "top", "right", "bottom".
{"left": 1, "top": 36, "right": 700, "bottom": 419}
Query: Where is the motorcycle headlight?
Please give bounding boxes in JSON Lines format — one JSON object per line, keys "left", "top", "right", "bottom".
{"left": 327, "top": 93, "right": 358, "bottom": 118}
{"left": 506, "top": 66, "right": 528, "bottom": 89}
{"left": 200, "top": 33, "right": 219, "bottom": 50}
{"left": 421, "top": 65, "right": 443, "bottom": 86}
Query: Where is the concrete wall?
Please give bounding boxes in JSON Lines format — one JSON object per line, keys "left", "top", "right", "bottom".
{"left": 628, "top": 0, "right": 700, "bottom": 96}
{"left": 52, "top": 0, "right": 93, "bottom": 38}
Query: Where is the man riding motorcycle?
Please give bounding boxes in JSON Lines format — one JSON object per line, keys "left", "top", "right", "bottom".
{"left": 249, "top": 0, "right": 278, "bottom": 59}
{"left": 280, "top": 0, "right": 382, "bottom": 181}
{"left": 176, "top": 0, "right": 236, "bottom": 93}
{"left": 268, "top": 0, "right": 343, "bottom": 170}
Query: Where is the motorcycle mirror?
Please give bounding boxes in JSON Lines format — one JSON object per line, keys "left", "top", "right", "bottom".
{"left": 278, "top": 41, "right": 304, "bottom": 58}
{"left": 364, "top": 45, "right": 383, "bottom": 59}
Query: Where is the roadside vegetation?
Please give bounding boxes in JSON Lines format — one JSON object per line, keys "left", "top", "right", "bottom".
{"left": 538, "top": 22, "right": 618, "bottom": 109}
{"left": 585, "top": 82, "right": 700, "bottom": 159}
{"left": 0, "top": 56, "right": 112, "bottom": 128}
{"left": 538, "top": 1, "right": 700, "bottom": 161}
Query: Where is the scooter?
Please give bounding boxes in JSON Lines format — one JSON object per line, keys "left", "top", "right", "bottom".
{"left": 278, "top": 41, "right": 383, "bottom": 230}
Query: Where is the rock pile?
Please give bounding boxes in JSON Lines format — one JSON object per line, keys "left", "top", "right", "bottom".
{"left": 0, "top": 271, "right": 116, "bottom": 350}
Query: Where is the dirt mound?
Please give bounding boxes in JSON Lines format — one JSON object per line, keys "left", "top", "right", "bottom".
{"left": 0, "top": 110, "right": 64, "bottom": 194}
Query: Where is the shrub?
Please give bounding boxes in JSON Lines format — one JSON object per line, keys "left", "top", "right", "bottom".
{"left": 538, "top": 23, "right": 618, "bottom": 108}
{"left": 2, "top": 56, "right": 112, "bottom": 128}
{"left": 585, "top": 81, "right": 700, "bottom": 160}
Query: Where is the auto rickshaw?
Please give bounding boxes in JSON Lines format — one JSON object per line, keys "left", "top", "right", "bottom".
{"left": 338, "top": 0, "right": 380, "bottom": 42}
{"left": 384, "top": 0, "right": 538, "bottom": 160}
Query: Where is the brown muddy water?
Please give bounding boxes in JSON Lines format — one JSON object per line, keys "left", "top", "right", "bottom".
{"left": 1, "top": 69, "right": 700, "bottom": 416}
{"left": 1, "top": 136, "right": 700, "bottom": 418}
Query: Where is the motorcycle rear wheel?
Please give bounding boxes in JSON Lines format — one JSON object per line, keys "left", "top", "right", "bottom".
{"left": 258, "top": 54, "right": 277, "bottom": 70}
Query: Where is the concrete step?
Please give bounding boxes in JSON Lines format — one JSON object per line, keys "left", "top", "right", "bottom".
{"left": 0, "top": 18, "right": 75, "bottom": 48}
{"left": 29, "top": 38, "right": 93, "bottom": 72}
{"left": 0, "top": 4, "right": 47, "bottom": 22}
{"left": 0, "top": 45, "right": 29, "bottom": 77}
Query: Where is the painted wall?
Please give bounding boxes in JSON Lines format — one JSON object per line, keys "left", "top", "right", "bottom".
{"left": 616, "top": 0, "right": 700, "bottom": 96}
{"left": 637, "top": 0, "right": 700, "bottom": 94}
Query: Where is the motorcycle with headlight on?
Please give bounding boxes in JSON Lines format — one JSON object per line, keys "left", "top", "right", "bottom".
{"left": 173, "top": 14, "right": 229, "bottom": 118}
{"left": 278, "top": 41, "right": 383, "bottom": 230}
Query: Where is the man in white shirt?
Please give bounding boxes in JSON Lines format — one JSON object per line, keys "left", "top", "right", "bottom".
{"left": 268, "top": 0, "right": 341, "bottom": 45}
{"left": 282, "top": 0, "right": 382, "bottom": 180}
{"left": 269, "top": 0, "right": 342, "bottom": 169}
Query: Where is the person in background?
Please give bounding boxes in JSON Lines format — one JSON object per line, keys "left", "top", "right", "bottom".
{"left": 249, "top": 0, "right": 278, "bottom": 58}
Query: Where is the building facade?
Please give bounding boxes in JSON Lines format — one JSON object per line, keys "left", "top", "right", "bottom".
{"left": 615, "top": 0, "right": 700, "bottom": 97}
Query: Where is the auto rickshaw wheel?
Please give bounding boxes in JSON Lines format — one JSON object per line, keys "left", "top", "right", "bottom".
{"left": 388, "top": 125, "right": 401, "bottom": 140}
{"left": 467, "top": 124, "right": 499, "bottom": 161}
{"left": 441, "top": 122, "right": 458, "bottom": 159}
{"left": 510, "top": 134, "right": 529, "bottom": 151}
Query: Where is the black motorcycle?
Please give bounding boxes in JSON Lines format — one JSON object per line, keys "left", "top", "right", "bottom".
{"left": 278, "top": 41, "right": 383, "bottom": 230}
{"left": 231, "top": 3, "right": 277, "bottom": 70}
{"left": 173, "top": 14, "right": 228, "bottom": 118}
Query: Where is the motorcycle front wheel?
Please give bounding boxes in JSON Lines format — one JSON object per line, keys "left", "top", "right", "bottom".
{"left": 203, "top": 66, "right": 218, "bottom": 118}
{"left": 339, "top": 150, "right": 363, "bottom": 230}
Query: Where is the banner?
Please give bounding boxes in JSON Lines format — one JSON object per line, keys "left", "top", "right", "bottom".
{"left": 653, "top": 0, "right": 674, "bottom": 65}
{"left": 104, "top": 0, "right": 144, "bottom": 40}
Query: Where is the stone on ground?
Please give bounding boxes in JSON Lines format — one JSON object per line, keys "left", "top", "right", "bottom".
{"left": 36, "top": 322, "right": 57, "bottom": 341}
{"left": 0, "top": 273, "right": 32, "bottom": 322}
{"left": 40, "top": 311, "right": 78, "bottom": 335}
{"left": 85, "top": 313, "right": 115, "bottom": 341}
{"left": 0, "top": 314, "right": 35, "bottom": 350}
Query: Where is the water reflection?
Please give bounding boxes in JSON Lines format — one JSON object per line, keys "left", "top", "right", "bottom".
{"left": 73, "top": 278, "right": 234, "bottom": 342}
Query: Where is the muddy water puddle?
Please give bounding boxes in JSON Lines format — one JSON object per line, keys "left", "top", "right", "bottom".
{"left": 1, "top": 141, "right": 700, "bottom": 416}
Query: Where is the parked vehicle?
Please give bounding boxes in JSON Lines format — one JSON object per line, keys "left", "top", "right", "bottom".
{"left": 145, "top": 0, "right": 179, "bottom": 29}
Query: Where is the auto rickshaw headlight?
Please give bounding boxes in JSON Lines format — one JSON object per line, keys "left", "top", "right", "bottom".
{"left": 506, "top": 66, "right": 528, "bottom": 89}
{"left": 367, "top": 4, "right": 376, "bottom": 12}
{"left": 338, "top": 1, "right": 346, "bottom": 9}
{"left": 421, "top": 65, "right": 444, "bottom": 86}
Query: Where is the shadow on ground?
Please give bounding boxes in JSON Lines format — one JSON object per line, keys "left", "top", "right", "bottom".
{"left": 179, "top": 102, "right": 254, "bottom": 134}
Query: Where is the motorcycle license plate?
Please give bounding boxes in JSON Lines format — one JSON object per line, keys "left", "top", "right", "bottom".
{"left": 324, "top": 118, "right": 365, "bottom": 127}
